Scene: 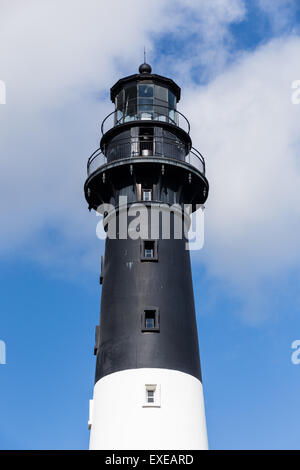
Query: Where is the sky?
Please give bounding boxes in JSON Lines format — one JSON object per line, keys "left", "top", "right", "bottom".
{"left": 0, "top": 0, "right": 300, "bottom": 449}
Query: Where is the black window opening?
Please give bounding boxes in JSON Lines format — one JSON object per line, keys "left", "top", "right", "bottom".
{"left": 142, "top": 309, "right": 160, "bottom": 332}
{"left": 139, "top": 127, "right": 154, "bottom": 156}
{"left": 144, "top": 241, "right": 154, "bottom": 259}
{"left": 141, "top": 240, "right": 158, "bottom": 261}
{"left": 145, "top": 311, "right": 155, "bottom": 329}
{"left": 144, "top": 243, "right": 154, "bottom": 259}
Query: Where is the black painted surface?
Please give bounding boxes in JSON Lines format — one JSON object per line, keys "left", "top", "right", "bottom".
{"left": 84, "top": 66, "right": 209, "bottom": 387}
{"left": 95, "top": 220, "right": 202, "bottom": 383}
{"left": 85, "top": 157, "right": 208, "bottom": 212}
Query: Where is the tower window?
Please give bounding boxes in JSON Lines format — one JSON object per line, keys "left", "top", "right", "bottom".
{"left": 144, "top": 247, "right": 153, "bottom": 259}
{"left": 141, "top": 240, "right": 158, "bottom": 261}
{"left": 147, "top": 389, "right": 155, "bottom": 403}
{"left": 142, "top": 189, "right": 152, "bottom": 201}
{"left": 142, "top": 308, "right": 159, "bottom": 332}
{"left": 145, "top": 310, "right": 155, "bottom": 329}
{"left": 139, "top": 128, "right": 153, "bottom": 156}
{"left": 143, "top": 384, "right": 161, "bottom": 408}
{"left": 144, "top": 241, "right": 154, "bottom": 259}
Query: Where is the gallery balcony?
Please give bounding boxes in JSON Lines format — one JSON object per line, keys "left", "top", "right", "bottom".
{"left": 101, "top": 104, "right": 190, "bottom": 135}
{"left": 87, "top": 135, "right": 205, "bottom": 177}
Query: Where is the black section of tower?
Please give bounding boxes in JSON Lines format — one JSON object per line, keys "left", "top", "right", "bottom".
{"left": 84, "top": 63, "right": 209, "bottom": 383}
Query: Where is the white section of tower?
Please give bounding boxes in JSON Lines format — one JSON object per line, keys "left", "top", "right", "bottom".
{"left": 89, "top": 368, "right": 208, "bottom": 450}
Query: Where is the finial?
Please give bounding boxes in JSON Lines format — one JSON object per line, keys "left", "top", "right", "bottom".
{"left": 139, "top": 62, "right": 152, "bottom": 74}
{"left": 138, "top": 47, "right": 152, "bottom": 74}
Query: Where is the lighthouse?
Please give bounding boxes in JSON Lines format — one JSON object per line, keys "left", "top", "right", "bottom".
{"left": 84, "top": 63, "right": 209, "bottom": 450}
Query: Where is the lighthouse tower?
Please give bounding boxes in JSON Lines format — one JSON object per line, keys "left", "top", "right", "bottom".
{"left": 84, "top": 63, "right": 209, "bottom": 450}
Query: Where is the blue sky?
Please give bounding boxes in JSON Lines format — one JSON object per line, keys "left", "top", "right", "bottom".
{"left": 1, "top": 0, "right": 300, "bottom": 449}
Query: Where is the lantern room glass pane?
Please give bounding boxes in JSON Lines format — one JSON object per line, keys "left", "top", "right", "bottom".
{"left": 168, "top": 91, "right": 176, "bottom": 124}
{"left": 155, "top": 85, "right": 168, "bottom": 102}
{"left": 116, "top": 90, "right": 124, "bottom": 110}
{"left": 124, "top": 85, "right": 137, "bottom": 122}
{"left": 138, "top": 84, "right": 153, "bottom": 119}
{"left": 154, "top": 86, "right": 170, "bottom": 122}
{"left": 115, "top": 90, "right": 124, "bottom": 125}
{"left": 114, "top": 83, "right": 178, "bottom": 126}
{"left": 125, "top": 84, "right": 137, "bottom": 102}
{"left": 139, "top": 97, "right": 153, "bottom": 106}
{"left": 168, "top": 90, "right": 176, "bottom": 109}
{"left": 138, "top": 84, "right": 153, "bottom": 97}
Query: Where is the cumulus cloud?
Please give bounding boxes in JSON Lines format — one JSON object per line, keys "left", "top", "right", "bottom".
{"left": 155, "top": 0, "right": 246, "bottom": 84}
{"left": 184, "top": 36, "right": 300, "bottom": 321}
{"left": 0, "top": 0, "right": 172, "bottom": 265}
{"left": 0, "top": 0, "right": 299, "bottom": 321}
{"left": 0, "top": 0, "right": 246, "bottom": 268}
{"left": 256, "top": 0, "right": 298, "bottom": 34}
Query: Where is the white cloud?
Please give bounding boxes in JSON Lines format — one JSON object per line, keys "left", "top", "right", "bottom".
{"left": 256, "top": 0, "right": 298, "bottom": 34}
{"left": 0, "top": 0, "right": 299, "bottom": 321}
{"left": 0, "top": 0, "right": 246, "bottom": 268}
{"left": 156, "top": 0, "right": 246, "bottom": 84}
{"left": 184, "top": 36, "right": 300, "bottom": 321}
{"left": 0, "top": 0, "right": 172, "bottom": 264}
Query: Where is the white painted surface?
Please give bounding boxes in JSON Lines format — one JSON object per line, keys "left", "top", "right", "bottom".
{"left": 88, "top": 399, "right": 93, "bottom": 430}
{"left": 89, "top": 368, "right": 208, "bottom": 450}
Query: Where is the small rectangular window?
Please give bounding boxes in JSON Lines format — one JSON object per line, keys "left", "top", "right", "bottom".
{"left": 144, "top": 241, "right": 154, "bottom": 258}
{"left": 147, "top": 389, "right": 155, "bottom": 403}
{"left": 142, "top": 189, "right": 152, "bottom": 201}
{"left": 143, "top": 384, "right": 161, "bottom": 408}
{"left": 142, "top": 308, "right": 159, "bottom": 332}
{"left": 144, "top": 247, "right": 153, "bottom": 259}
{"left": 145, "top": 310, "right": 155, "bottom": 329}
{"left": 141, "top": 240, "right": 158, "bottom": 262}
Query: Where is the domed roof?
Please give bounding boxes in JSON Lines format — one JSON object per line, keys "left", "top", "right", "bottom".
{"left": 138, "top": 62, "right": 152, "bottom": 74}
{"left": 110, "top": 64, "right": 181, "bottom": 102}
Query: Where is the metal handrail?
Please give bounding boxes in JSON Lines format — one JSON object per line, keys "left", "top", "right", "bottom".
{"left": 103, "top": 134, "right": 187, "bottom": 161}
{"left": 189, "top": 147, "right": 206, "bottom": 174}
{"left": 100, "top": 110, "right": 115, "bottom": 134}
{"left": 101, "top": 105, "right": 190, "bottom": 135}
{"left": 87, "top": 143, "right": 205, "bottom": 177}
{"left": 87, "top": 148, "right": 106, "bottom": 176}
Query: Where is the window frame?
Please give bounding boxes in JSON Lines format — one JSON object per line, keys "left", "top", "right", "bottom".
{"left": 140, "top": 239, "right": 158, "bottom": 262}
{"left": 142, "top": 188, "right": 152, "bottom": 201}
{"left": 143, "top": 384, "right": 161, "bottom": 408}
{"left": 141, "top": 307, "right": 160, "bottom": 333}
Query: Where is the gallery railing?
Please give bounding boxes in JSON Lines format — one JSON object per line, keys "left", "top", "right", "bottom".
{"left": 87, "top": 138, "right": 205, "bottom": 176}
{"left": 101, "top": 105, "right": 190, "bottom": 135}
{"left": 103, "top": 135, "right": 187, "bottom": 161}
